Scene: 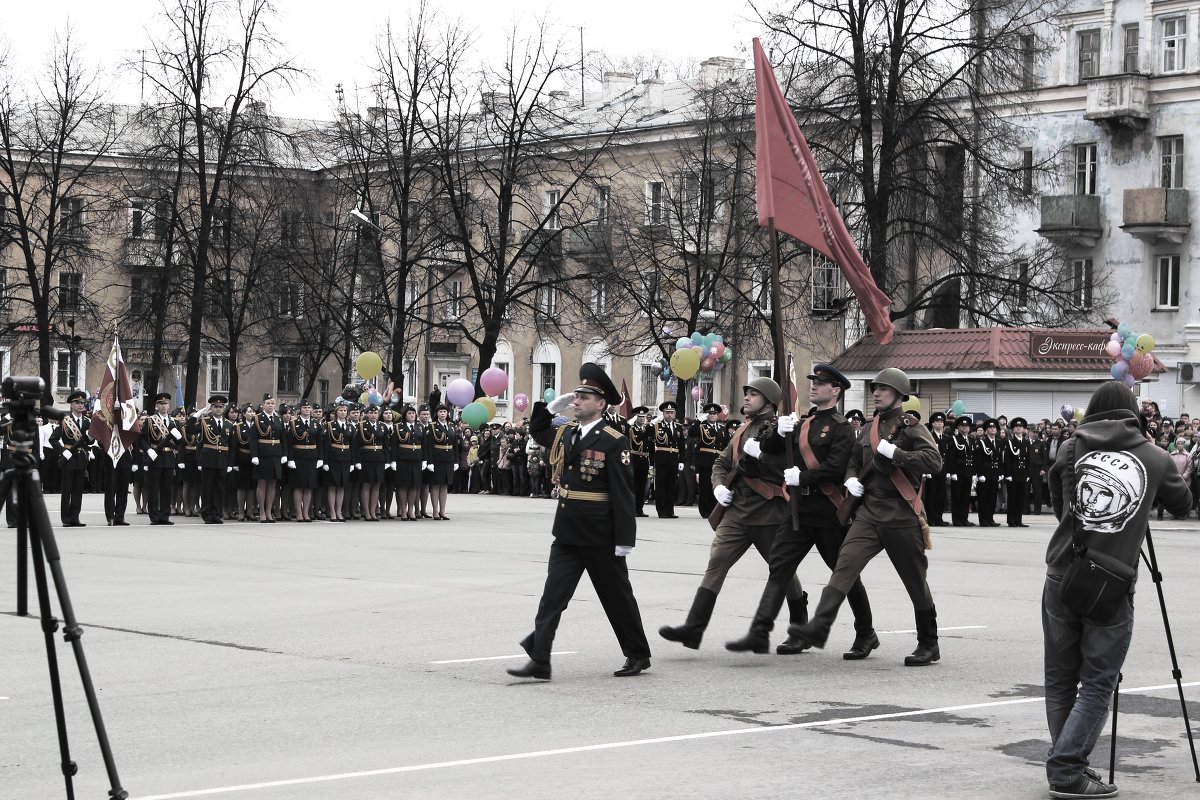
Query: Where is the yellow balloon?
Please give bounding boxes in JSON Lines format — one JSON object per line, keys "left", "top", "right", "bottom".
{"left": 358, "top": 391, "right": 369, "bottom": 405}
{"left": 901, "top": 396, "right": 922, "bottom": 413}
{"left": 355, "top": 351, "right": 383, "bottom": 380}
{"left": 670, "top": 348, "right": 701, "bottom": 380}
{"left": 1134, "top": 333, "right": 1155, "bottom": 354}
{"left": 476, "top": 396, "right": 497, "bottom": 420}
{"left": 1073, "top": 408, "right": 1084, "bottom": 421}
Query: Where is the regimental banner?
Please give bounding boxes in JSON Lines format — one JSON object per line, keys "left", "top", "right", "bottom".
{"left": 1029, "top": 332, "right": 1110, "bottom": 360}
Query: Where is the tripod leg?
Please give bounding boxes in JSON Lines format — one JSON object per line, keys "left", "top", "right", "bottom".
{"left": 1142, "top": 531, "right": 1200, "bottom": 782}
{"left": 1109, "top": 671, "right": 1121, "bottom": 784}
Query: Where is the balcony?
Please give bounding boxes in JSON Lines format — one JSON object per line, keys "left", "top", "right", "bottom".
{"left": 1121, "top": 187, "right": 1190, "bottom": 245}
{"left": 123, "top": 237, "right": 165, "bottom": 267}
{"left": 521, "top": 229, "right": 563, "bottom": 270}
{"left": 1083, "top": 74, "right": 1150, "bottom": 133}
{"left": 564, "top": 225, "right": 611, "bottom": 262}
{"left": 1035, "top": 195, "right": 1104, "bottom": 248}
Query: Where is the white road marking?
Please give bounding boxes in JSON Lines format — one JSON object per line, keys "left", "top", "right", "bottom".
{"left": 135, "top": 681, "right": 1199, "bottom": 800}
{"left": 882, "top": 625, "right": 987, "bottom": 634}
{"left": 431, "top": 651, "right": 578, "bottom": 664}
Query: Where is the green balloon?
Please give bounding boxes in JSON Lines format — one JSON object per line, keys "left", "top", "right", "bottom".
{"left": 461, "top": 402, "right": 489, "bottom": 429}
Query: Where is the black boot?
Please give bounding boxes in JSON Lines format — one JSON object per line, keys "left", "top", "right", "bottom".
{"left": 659, "top": 587, "right": 718, "bottom": 649}
{"left": 904, "top": 606, "right": 940, "bottom": 666}
{"left": 776, "top": 590, "right": 811, "bottom": 654}
{"left": 842, "top": 581, "right": 878, "bottom": 660}
{"left": 785, "top": 586, "right": 845, "bottom": 650}
{"left": 725, "top": 583, "right": 786, "bottom": 654}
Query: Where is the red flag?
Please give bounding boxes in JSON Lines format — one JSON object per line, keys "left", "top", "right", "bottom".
{"left": 619, "top": 379, "right": 634, "bottom": 420}
{"left": 753, "top": 38, "right": 895, "bottom": 345}
{"left": 90, "top": 336, "right": 143, "bottom": 466}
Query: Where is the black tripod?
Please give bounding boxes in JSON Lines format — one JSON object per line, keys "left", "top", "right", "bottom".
{"left": 3, "top": 379, "right": 127, "bottom": 799}
{"left": 1106, "top": 528, "right": 1200, "bottom": 785}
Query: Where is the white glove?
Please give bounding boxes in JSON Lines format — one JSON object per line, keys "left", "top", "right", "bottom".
{"left": 977, "top": 475, "right": 986, "bottom": 483}
{"left": 777, "top": 414, "right": 797, "bottom": 435}
{"left": 287, "top": 460, "right": 296, "bottom": 469}
{"left": 322, "top": 464, "right": 330, "bottom": 471}
{"left": 62, "top": 450, "right": 73, "bottom": 461}
{"left": 316, "top": 459, "right": 324, "bottom": 469}
{"left": 614, "top": 545, "right": 634, "bottom": 557}
{"left": 713, "top": 485, "right": 733, "bottom": 506}
{"left": 251, "top": 457, "right": 260, "bottom": 465}
{"left": 147, "top": 449, "right": 158, "bottom": 461}
{"left": 390, "top": 461, "right": 397, "bottom": 470}
{"left": 131, "top": 464, "right": 139, "bottom": 472}
{"left": 547, "top": 394, "right": 574, "bottom": 414}
{"left": 677, "top": 463, "right": 684, "bottom": 472}
{"left": 453, "top": 464, "right": 459, "bottom": 470}
{"left": 170, "top": 428, "right": 182, "bottom": 440}
{"left": 784, "top": 466, "right": 801, "bottom": 486}
{"left": 233, "top": 466, "right": 239, "bottom": 471}
{"left": 876, "top": 439, "right": 897, "bottom": 459}
{"left": 355, "top": 462, "right": 362, "bottom": 471}
{"left": 425, "top": 463, "right": 434, "bottom": 471}
{"left": 177, "top": 463, "right": 184, "bottom": 469}
{"left": 948, "top": 474, "right": 955, "bottom": 482}
{"left": 86, "top": 450, "right": 93, "bottom": 461}
{"left": 844, "top": 477, "right": 865, "bottom": 497}
{"left": 280, "top": 455, "right": 288, "bottom": 464}
{"left": 743, "top": 438, "right": 762, "bottom": 459}
{"left": 421, "top": 460, "right": 428, "bottom": 470}
{"left": 226, "top": 466, "right": 233, "bottom": 473}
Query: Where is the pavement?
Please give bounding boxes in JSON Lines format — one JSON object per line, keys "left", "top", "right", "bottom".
{"left": 2, "top": 493, "right": 1199, "bottom": 800}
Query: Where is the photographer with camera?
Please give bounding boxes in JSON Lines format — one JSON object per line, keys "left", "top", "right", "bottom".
{"left": 48, "top": 389, "right": 91, "bottom": 527}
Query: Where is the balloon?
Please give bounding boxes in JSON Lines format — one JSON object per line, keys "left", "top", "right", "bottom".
{"left": 1135, "top": 333, "right": 1156, "bottom": 354}
{"left": 710, "top": 342, "right": 726, "bottom": 359}
{"left": 543, "top": 388, "right": 556, "bottom": 403}
{"left": 650, "top": 363, "right": 662, "bottom": 376}
{"left": 720, "top": 404, "right": 729, "bottom": 420}
{"left": 355, "top": 351, "right": 383, "bottom": 380}
{"left": 676, "top": 337, "right": 692, "bottom": 351}
{"left": 662, "top": 326, "right": 673, "bottom": 335}
{"left": 359, "top": 391, "right": 369, "bottom": 405}
{"left": 1123, "top": 335, "right": 1137, "bottom": 351}
{"left": 701, "top": 356, "right": 716, "bottom": 372}
{"left": 719, "top": 349, "right": 733, "bottom": 363}
{"left": 1121, "top": 373, "right": 1137, "bottom": 388}
{"left": 1120, "top": 344, "right": 1135, "bottom": 360}
{"left": 901, "top": 396, "right": 921, "bottom": 413}
{"left": 513, "top": 393, "right": 530, "bottom": 413}
{"left": 1104, "top": 340, "right": 1122, "bottom": 359}
{"left": 690, "top": 331, "right": 703, "bottom": 346}
{"left": 691, "top": 385, "right": 702, "bottom": 400}
{"left": 670, "top": 348, "right": 701, "bottom": 380}
{"left": 1110, "top": 361, "right": 1128, "bottom": 380}
{"left": 1130, "top": 353, "right": 1153, "bottom": 381}
{"left": 460, "top": 402, "right": 488, "bottom": 429}
{"left": 476, "top": 396, "right": 497, "bottom": 420}
{"left": 479, "top": 367, "right": 509, "bottom": 397}
{"left": 1116, "top": 322, "right": 1130, "bottom": 337}
{"left": 1059, "top": 404, "right": 1074, "bottom": 422}
{"left": 1073, "top": 408, "right": 1085, "bottom": 421}
{"left": 368, "top": 391, "right": 383, "bottom": 406}
{"left": 952, "top": 399, "right": 966, "bottom": 416}
{"left": 1109, "top": 332, "right": 1121, "bottom": 343}
{"left": 700, "top": 346, "right": 710, "bottom": 359}
{"left": 445, "top": 378, "right": 475, "bottom": 407}
{"left": 661, "top": 367, "right": 671, "bottom": 381}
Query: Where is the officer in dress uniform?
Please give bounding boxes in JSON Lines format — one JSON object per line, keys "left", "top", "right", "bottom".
{"left": 249, "top": 396, "right": 286, "bottom": 523}
{"left": 507, "top": 363, "right": 652, "bottom": 680}
{"left": 788, "top": 368, "right": 944, "bottom": 666}
{"left": 139, "top": 392, "right": 181, "bottom": 525}
{"left": 393, "top": 405, "right": 424, "bottom": 520}
{"left": 651, "top": 401, "right": 685, "bottom": 518}
{"left": 924, "top": 412, "right": 950, "bottom": 526}
{"left": 424, "top": 404, "right": 459, "bottom": 520}
{"left": 50, "top": 389, "right": 91, "bottom": 527}
{"left": 189, "top": 395, "right": 233, "bottom": 524}
{"left": 946, "top": 415, "right": 977, "bottom": 526}
{"left": 974, "top": 418, "right": 1003, "bottom": 527}
{"left": 353, "top": 404, "right": 387, "bottom": 521}
{"left": 628, "top": 407, "right": 653, "bottom": 517}
{"left": 1028, "top": 423, "right": 1050, "bottom": 515}
{"left": 845, "top": 409, "right": 866, "bottom": 441}
{"left": 605, "top": 405, "right": 631, "bottom": 437}
{"left": 320, "top": 403, "right": 353, "bottom": 522}
{"left": 1003, "top": 417, "right": 1031, "bottom": 528}
{"left": 287, "top": 399, "right": 320, "bottom": 522}
{"left": 692, "top": 402, "right": 731, "bottom": 519}
{"left": 725, "top": 364, "right": 877, "bottom": 658}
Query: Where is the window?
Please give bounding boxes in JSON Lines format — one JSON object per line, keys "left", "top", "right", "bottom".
{"left": 1162, "top": 17, "right": 1187, "bottom": 73}
{"left": 59, "top": 271, "right": 83, "bottom": 312}
{"left": 129, "top": 199, "right": 168, "bottom": 240}
{"left": 811, "top": 253, "right": 843, "bottom": 312}
{"left": 212, "top": 203, "right": 231, "bottom": 249}
{"left": 1074, "top": 144, "right": 1098, "bottom": 195}
{"left": 1156, "top": 254, "right": 1180, "bottom": 309}
{"left": 639, "top": 364, "right": 658, "bottom": 407}
{"left": 1020, "top": 34, "right": 1038, "bottom": 88}
{"left": 446, "top": 279, "right": 463, "bottom": 319}
{"left": 131, "top": 274, "right": 149, "bottom": 314}
{"left": 281, "top": 209, "right": 301, "bottom": 245}
{"left": 60, "top": 197, "right": 84, "bottom": 239}
{"left": 405, "top": 279, "right": 422, "bottom": 309}
{"left": 752, "top": 266, "right": 772, "bottom": 313}
{"left": 1078, "top": 30, "right": 1101, "bottom": 80}
{"left": 645, "top": 180, "right": 665, "bottom": 225}
{"left": 55, "top": 350, "right": 81, "bottom": 392}
{"left": 208, "top": 354, "right": 231, "bottom": 394}
{"left": 274, "top": 283, "right": 304, "bottom": 317}
{"left": 318, "top": 379, "right": 329, "bottom": 408}
{"left": 1019, "top": 148, "right": 1034, "bottom": 196}
{"left": 591, "top": 281, "right": 609, "bottom": 314}
{"left": 405, "top": 200, "right": 420, "bottom": 236}
{"left": 0, "top": 269, "right": 7, "bottom": 310}
{"left": 536, "top": 284, "right": 558, "bottom": 317}
{"left": 1070, "top": 258, "right": 1093, "bottom": 309}
{"left": 1123, "top": 24, "right": 1140, "bottom": 73}
{"left": 1160, "top": 136, "right": 1184, "bottom": 189}
{"left": 1014, "top": 260, "right": 1030, "bottom": 310}
{"left": 276, "top": 356, "right": 301, "bottom": 394}
{"left": 544, "top": 190, "right": 561, "bottom": 230}
{"left": 538, "top": 362, "right": 556, "bottom": 395}
{"left": 595, "top": 186, "right": 610, "bottom": 225}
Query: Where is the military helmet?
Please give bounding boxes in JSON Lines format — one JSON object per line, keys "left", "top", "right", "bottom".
{"left": 742, "top": 376, "right": 782, "bottom": 406}
{"left": 870, "top": 367, "right": 912, "bottom": 399}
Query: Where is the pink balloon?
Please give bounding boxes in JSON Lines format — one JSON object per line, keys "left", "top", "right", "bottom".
{"left": 1104, "top": 340, "right": 1121, "bottom": 359}
{"left": 690, "top": 385, "right": 703, "bottom": 400}
{"left": 720, "top": 404, "right": 729, "bottom": 420}
{"left": 479, "top": 366, "right": 509, "bottom": 397}
{"left": 445, "top": 378, "right": 475, "bottom": 407}
{"left": 1130, "top": 353, "right": 1153, "bottom": 380}
{"left": 701, "top": 356, "right": 716, "bottom": 372}
{"left": 1122, "top": 373, "right": 1137, "bottom": 388}
{"left": 513, "top": 393, "right": 530, "bottom": 413}
{"left": 710, "top": 342, "right": 726, "bottom": 359}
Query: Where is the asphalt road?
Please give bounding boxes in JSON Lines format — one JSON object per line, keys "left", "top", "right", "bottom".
{"left": 3, "top": 493, "right": 1199, "bottom": 800}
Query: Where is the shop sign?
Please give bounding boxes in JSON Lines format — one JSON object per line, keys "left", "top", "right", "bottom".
{"left": 1029, "top": 332, "right": 1108, "bottom": 360}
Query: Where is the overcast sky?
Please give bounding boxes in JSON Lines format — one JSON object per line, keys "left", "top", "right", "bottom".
{"left": 3, "top": 0, "right": 760, "bottom": 118}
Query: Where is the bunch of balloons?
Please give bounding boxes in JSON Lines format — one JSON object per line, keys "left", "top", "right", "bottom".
{"left": 663, "top": 330, "right": 733, "bottom": 382}
{"left": 1104, "top": 321, "right": 1156, "bottom": 388}
{"left": 447, "top": 365, "right": 513, "bottom": 430}
{"left": 1059, "top": 404, "right": 1084, "bottom": 424}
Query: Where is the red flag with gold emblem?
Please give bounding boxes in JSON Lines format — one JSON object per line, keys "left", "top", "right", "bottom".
{"left": 90, "top": 336, "right": 143, "bottom": 466}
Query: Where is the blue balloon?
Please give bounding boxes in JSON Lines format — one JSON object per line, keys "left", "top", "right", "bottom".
{"left": 1110, "top": 361, "right": 1128, "bottom": 379}
{"left": 1120, "top": 344, "right": 1135, "bottom": 360}
{"left": 690, "top": 332, "right": 703, "bottom": 346}
{"left": 1116, "top": 322, "right": 1131, "bottom": 338}
{"left": 676, "top": 337, "right": 691, "bottom": 351}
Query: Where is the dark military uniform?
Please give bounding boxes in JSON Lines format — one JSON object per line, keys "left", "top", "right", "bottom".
{"left": 393, "top": 415, "right": 425, "bottom": 490}
{"left": 692, "top": 404, "right": 731, "bottom": 519}
{"left": 946, "top": 420, "right": 977, "bottom": 526}
{"left": 628, "top": 408, "right": 652, "bottom": 517}
{"left": 510, "top": 363, "right": 651, "bottom": 679}
{"left": 250, "top": 411, "right": 285, "bottom": 480}
{"left": 651, "top": 402, "right": 684, "bottom": 518}
{"left": 974, "top": 423, "right": 1003, "bottom": 527}
{"left": 1002, "top": 418, "right": 1031, "bottom": 527}
{"left": 923, "top": 413, "right": 950, "bottom": 526}
{"left": 49, "top": 393, "right": 90, "bottom": 527}
{"left": 287, "top": 416, "right": 320, "bottom": 490}
{"left": 140, "top": 397, "right": 182, "bottom": 524}
{"left": 190, "top": 401, "right": 233, "bottom": 524}
{"left": 1028, "top": 433, "right": 1049, "bottom": 514}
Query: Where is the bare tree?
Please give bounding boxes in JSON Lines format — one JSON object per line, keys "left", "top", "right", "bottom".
{"left": 754, "top": 0, "right": 1107, "bottom": 329}
{"left": 0, "top": 33, "right": 121, "bottom": 402}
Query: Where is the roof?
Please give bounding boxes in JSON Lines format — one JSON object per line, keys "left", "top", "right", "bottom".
{"left": 830, "top": 328, "right": 1167, "bottom": 376}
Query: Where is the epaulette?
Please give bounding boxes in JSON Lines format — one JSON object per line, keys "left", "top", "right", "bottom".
{"left": 601, "top": 426, "right": 625, "bottom": 440}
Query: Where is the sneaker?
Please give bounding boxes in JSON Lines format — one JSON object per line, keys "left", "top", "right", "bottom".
{"left": 1049, "top": 772, "right": 1118, "bottom": 798}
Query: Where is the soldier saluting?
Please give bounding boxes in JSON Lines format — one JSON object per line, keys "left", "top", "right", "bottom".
{"left": 189, "top": 395, "right": 233, "bottom": 524}
{"left": 651, "top": 401, "right": 684, "bottom": 518}
{"left": 140, "top": 391, "right": 182, "bottom": 525}
{"left": 50, "top": 389, "right": 91, "bottom": 527}
{"left": 692, "top": 402, "right": 730, "bottom": 520}
{"left": 508, "top": 363, "right": 652, "bottom": 681}
{"left": 628, "top": 406, "right": 653, "bottom": 517}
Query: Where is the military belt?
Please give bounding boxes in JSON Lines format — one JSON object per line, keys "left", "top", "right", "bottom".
{"left": 558, "top": 487, "right": 609, "bottom": 502}
{"left": 292, "top": 444, "right": 317, "bottom": 450}
{"left": 656, "top": 447, "right": 678, "bottom": 453}
{"left": 398, "top": 444, "right": 421, "bottom": 450}
{"left": 699, "top": 447, "right": 723, "bottom": 455}
{"left": 330, "top": 443, "right": 350, "bottom": 450}
{"left": 433, "top": 444, "right": 454, "bottom": 450}
{"left": 363, "top": 445, "right": 383, "bottom": 451}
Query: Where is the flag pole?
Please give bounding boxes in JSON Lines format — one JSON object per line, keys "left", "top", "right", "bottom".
{"left": 767, "top": 217, "right": 800, "bottom": 532}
